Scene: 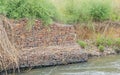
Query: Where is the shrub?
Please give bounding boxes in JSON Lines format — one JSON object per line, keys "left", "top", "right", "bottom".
{"left": 0, "top": 0, "right": 115, "bottom": 24}
{"left": 63, "top": 0, "right": 91, "bottom": 24}
{"left": 56, "top": 0, "right": 112, "bottom": 24}
{"left": 1, "top": 0, "right": 57, "bottom": 25}
{"left": 98, "top": 45, "right": 105, "bottom": 52}
{"left": 77, "top": 40, "right": 87, "bottom": 48}
{"left": 89, "top": 0, "right": 112, "bottom": 21}
{"left": 95, "top": 35, "right": 114, "bottom": 47}
{"left": 96, "top": 37, "right": 120, "bottom": 48}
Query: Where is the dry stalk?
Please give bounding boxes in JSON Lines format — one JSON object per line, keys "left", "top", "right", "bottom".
{"left": 0, "top": 15, "right": 19, "bottom": 72}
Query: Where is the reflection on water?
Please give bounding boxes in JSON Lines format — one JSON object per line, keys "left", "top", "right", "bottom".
{"left": 11, "top": 55, "right": 120, "bottom": 75}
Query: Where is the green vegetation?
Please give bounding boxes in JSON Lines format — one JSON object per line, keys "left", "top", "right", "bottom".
{"left": 95, "top": 34, "right": 120, "bottom": 47}
{"left": 95, "top": 35, "right": 114, "bottom": 47}
{"left": 0, "top": 0, "right": 57, "bottom": 25}
{"left": 98, "top": 45, "right": 105, "bottom": 52}
{"left": 52, "top": 0, "right": 113, "bottom": 24}
{"left": 115, "top": 38, "right": 120, "bottom": 46}
{"left": 77, "top": 40, "right": 87, "bottom": 48}
{"left": 1, "top": 0, "right": 119, "bottom": 25}
{"left": 89, "top": 0, "right": 112, "bottom": 21}
{"left": 95, "top": 36, "right": 120, "bottom": 53}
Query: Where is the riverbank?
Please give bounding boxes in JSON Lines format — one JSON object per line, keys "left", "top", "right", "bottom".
{"left": 0, "top": 18, "right": 88, "bottom": 72}
{"left": 19, "top": 43, "right": 118, "bottom": 68}
{"left": 16, "top": 55, "right": 120, "bottom": 75}
{"left": 0, "top": 0, "right": 120, "bottom": 74}
{"left": 0, "top": 42, "right": 119, "bottom": 73}
{"left": 19, "top": 43, "right": 88, "bottom": 68}
{"left": 0, "top": 43, "right": 119, "bottom": 75}
{"left": 0, "top": 17, "right": 120, "bottom": 73}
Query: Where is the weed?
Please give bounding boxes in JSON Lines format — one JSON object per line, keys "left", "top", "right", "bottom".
{"left": 95, "top": 35, "right": 114, "bottom": 47}
{"left": 98, "top": 45, "right": 105, "bottom": 52}
{"left": 54, "top": 0, "right": 112, "bottom": 24}
{"left": 0, "top": 0, "right": 57, "bottom": 25}
{"left": 77, "top": 40, "right": 87, "bottom": 48}
{"left": 89, "top": 0, "right": 112, "bottom": 21}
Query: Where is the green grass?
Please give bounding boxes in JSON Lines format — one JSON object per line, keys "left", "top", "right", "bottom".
{"left": 95, "top": 34, "right": 120, "bottom": 47}
{"left": 89, "top": 0, "right": 112, "bottom": 21}
{"left": 77, "top": 40, "right": 87, "bottom": 48}
{"left": 98, "top": 45, "right": 105, "bottom": 52}
{"left": 0, "top": 0, "right": 119, "bottom": 25}
{"left": 0, "top": 0, "right": 57, "bottom": 25}
{"left": 95, "top": 35, "right": 115, "bottom": 47}
{"left": 52, "top": 0, "right": 113, "bottom": 24}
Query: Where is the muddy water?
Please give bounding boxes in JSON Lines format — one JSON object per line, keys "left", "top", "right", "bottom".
{"left": 12, "top": 55, "right": 120, "bottom": 75}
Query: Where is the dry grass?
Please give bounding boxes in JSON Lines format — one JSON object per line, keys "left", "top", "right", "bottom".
{"left": 74, "top": 23, "right": 95, "bottom": 39}
{"left": 0, "top": 16, "right": 19, "bottom": 72}
{"left": 74, "top": 21, "right": 120, "bottom": 40}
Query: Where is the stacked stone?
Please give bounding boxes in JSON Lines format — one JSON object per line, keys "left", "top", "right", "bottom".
{"left": 13, "top": 20, "right": 76, "bottom": 48}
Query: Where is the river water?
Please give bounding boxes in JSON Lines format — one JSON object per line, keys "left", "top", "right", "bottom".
{"left": 11, "top": 55, "right": 120, "bottom": 75}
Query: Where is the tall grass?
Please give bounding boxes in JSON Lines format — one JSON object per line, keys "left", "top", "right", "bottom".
{"left": 110, "top": 0, "right": 120, "bottom": 21}
{"left": 0, "top": 0, "right": 57, "bottom": 25}
{"left": 0, "top": 0, "right": 119, "bottom": 24}
{"left": 89, "top": 0, "right": 112, "bottom": 21}
{"left": 53, "top": 0, "right": 112, "bottom": 24}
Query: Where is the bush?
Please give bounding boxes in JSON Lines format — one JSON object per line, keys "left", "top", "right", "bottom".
{"left": 63, "top": 0, "right": 91, "bottom": 24}
{"left": 98, "top": 45, "right": 105, "bottom": 52}
{"left": 89, "top": 0, "right": 112, "bottom": 21}
{"left": 1, "top": 0, "right": 57, "bottom": 25}
{"left": 0, "top": 0, "right": 115, "bottom": 24}
{"left": 95, "top": 35, "right": 114, "bottom": 47}
{"left": 96, "top": 36, "right": 120, "bottom": 47}
{"left": 55, "top": 0, "right": 112, "bottom": 24}
{"left": 77, "top": 40, "right": 87, "bottom": 48}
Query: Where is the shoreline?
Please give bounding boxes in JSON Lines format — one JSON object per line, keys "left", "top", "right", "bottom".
{"left": 0, "top": 43, "right": 119, "bottom": 74}
{"left": 0, "top": 17, "right": 120, "bottom": 74}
